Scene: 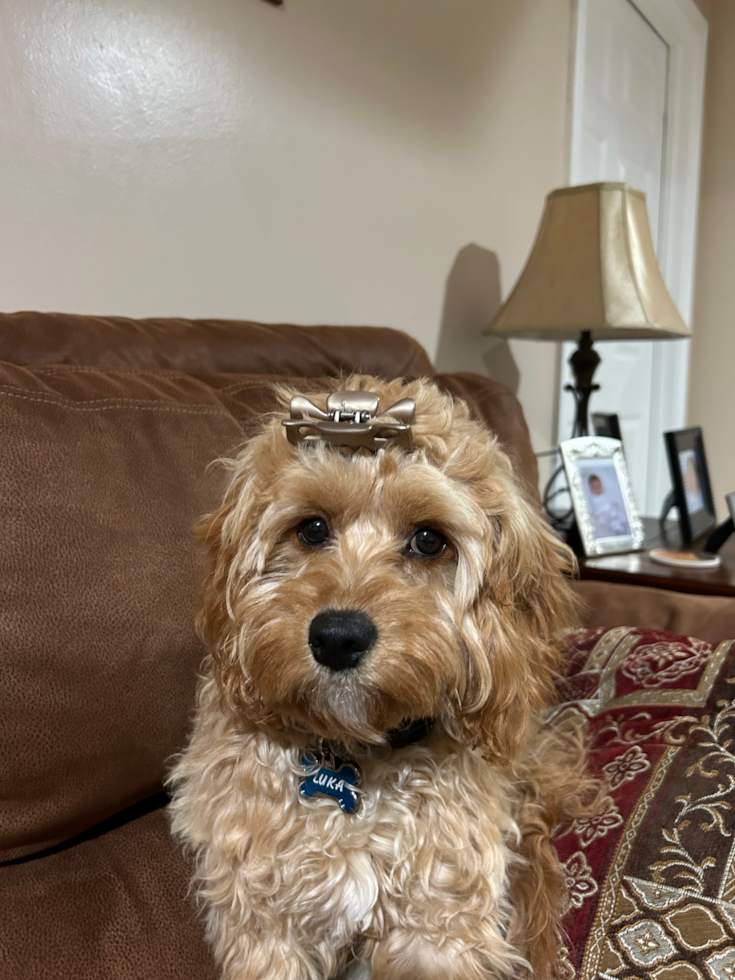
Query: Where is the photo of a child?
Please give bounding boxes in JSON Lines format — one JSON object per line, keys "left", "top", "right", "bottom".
{"left": 578, "top": 459, "right": 632, "bottom": 540}
{"left": 678, "top": 448, "right": 704, "bottom": 515}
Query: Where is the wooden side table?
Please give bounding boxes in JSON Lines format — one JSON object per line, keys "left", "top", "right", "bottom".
{"left": 578, "top": 518, "right": 735, "bottom": 597}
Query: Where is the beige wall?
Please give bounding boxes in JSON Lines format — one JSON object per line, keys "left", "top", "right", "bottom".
{"left": 0, "top": 0, "right": 571, "bottom": 457}
{"left": 688, "top": 0, "right": 735, "bottom": 510}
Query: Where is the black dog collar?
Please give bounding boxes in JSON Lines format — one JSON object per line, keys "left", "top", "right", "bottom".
{"left": 387, "top": 717, "right": 435, "bottom": 749}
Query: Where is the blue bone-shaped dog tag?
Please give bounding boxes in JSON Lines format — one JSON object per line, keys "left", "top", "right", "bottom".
{"left": 300, "top": 753, "right": 360, "bottom": 813}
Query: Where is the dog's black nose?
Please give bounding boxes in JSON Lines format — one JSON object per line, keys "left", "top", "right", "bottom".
{"left": 308, "top": 609, "right": 377, "bottom": 672}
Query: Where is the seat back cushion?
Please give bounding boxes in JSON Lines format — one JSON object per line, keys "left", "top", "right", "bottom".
{"left": 0, "top": 311, "right": 434, "bottom": 378}
{"left": 0, "top": 364, "right": 246, "bottom": 858}
{"left": 0, "top": 313, "right": 539, "bottom": 497}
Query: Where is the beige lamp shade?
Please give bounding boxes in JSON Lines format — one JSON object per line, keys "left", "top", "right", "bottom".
{"left": 485, "top": 182, "right": 689, "bottom": 341}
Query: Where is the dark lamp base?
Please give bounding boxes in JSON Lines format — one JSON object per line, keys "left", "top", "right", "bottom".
{"left": 564, "top": 330, "right": 601, "bottom": 438}
{"left": 544, "top": 330, "right": 602, "bottom": 533}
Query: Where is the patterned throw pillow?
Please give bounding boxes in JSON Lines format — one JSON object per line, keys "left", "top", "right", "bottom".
{"left": 554, "top": 626, "right": 735, "bottom": 979}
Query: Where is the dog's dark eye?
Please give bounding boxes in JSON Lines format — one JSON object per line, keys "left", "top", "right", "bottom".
{"left": 408, "top": 527, "right": 447, "bottom": 558}
{"left": 298, "top": 517, "right": 331, "bottom": 547}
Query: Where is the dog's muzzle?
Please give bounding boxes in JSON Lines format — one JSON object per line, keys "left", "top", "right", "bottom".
{"left": 308, "top": 609, "right": 377, "bottom": 672}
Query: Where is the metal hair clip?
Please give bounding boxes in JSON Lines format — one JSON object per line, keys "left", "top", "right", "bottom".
{"left": 282, "top": 390, "right": 415, "bottom": 453}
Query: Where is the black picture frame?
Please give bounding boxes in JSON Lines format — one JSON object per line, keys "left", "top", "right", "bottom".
{"left": 591, "top": 412, "right": 622, "bottom": 442}
{"left": 704, "top": 490, "right": 735, "bottom": 553}
{"left": 664, "top": 426, "right": 716, "bottom": 543}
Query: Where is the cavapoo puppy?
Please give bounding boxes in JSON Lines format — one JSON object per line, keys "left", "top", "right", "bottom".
{"left": 168, "top": 376, "right": 591, "bottom": 980}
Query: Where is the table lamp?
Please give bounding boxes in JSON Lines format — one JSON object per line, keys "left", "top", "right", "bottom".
{"left": 485, "top": 182, "right": 690, "bottom": 438}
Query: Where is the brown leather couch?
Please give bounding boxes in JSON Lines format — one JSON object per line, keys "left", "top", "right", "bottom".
{"left": 1, "top": 311, "right": 732, "bottom": 979}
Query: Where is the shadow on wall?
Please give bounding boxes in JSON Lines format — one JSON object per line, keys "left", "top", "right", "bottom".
{"left": 434, "top": 244, "right": 520, "bottom": 393}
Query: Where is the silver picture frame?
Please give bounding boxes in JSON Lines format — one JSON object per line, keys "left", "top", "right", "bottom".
{"left": 560, "top": 436, "right": 645, "bottom": 557}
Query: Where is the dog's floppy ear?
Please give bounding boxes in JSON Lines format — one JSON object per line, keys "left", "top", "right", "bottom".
{"left": 459, "top": 488, "right": 576, "bottom": 768}
{"left": 195, "top": 424, "right": 287, "bottom": 721}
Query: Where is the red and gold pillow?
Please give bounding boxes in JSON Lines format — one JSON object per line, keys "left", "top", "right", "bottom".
{"left": 555, "top": 626, "right": 735, "bottom": 978}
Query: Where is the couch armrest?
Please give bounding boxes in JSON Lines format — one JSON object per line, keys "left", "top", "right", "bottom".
{"left": 571, "top": 579, "right": 735, "bottom": 643}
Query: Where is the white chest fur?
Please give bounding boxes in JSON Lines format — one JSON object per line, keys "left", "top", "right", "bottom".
{"left": 292, "top": 737, "right": 518, "bottom": 949}
{"left": 169, "top": 716, "right": 520, "bottom": 977}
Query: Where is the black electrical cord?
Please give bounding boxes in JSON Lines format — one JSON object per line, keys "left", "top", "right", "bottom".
{"left": 541, "top": 400, "right": 589, "bottom": 533}
{"left": 543, "top": 461, "right": 575, "bottom": 532}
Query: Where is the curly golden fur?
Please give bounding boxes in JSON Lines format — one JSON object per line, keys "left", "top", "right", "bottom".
{"left": 168, "top": 376, "right": 593, "bottom": 980}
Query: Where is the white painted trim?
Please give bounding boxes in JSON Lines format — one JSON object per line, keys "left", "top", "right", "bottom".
{"left": 636, "top": 0, "right": 708, "bottom": 510}
{"left": 561, "top": 0, "right": 708, "bottom": 514}
{"left": 565, "top": 0, "right": 587, "bottom": 187}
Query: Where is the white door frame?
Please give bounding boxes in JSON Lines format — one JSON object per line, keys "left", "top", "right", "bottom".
{"left": 563, "top": 0, "right": 708, "bottom": 513}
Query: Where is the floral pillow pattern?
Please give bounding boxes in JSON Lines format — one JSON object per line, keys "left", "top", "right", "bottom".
{"left": 553, "top": 626, "right": 735, "bottom": 979}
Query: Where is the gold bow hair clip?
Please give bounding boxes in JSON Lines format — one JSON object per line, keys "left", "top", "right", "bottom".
{"left": 282, "top": 390, "right": 415, "bottom": 453}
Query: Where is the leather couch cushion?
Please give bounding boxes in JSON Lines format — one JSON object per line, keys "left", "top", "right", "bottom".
{"left": 0, "top": 361, "right": 536, "bottom": 859}
{"left": 0, "top": 802, "right": 215, "bottom": 980}
{"left": 0, "top": 364, "right": 245, "bottom": 858}
{"left": 0, "top": 311, "right": 434, "bottom": 378}
{"left": 0, "top": 312, "right": 539, "bottom": 499}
